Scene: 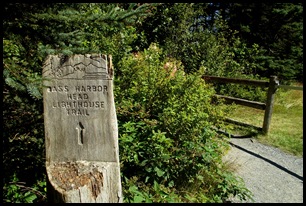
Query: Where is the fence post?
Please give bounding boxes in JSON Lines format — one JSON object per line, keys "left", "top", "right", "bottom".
{"left": 262, "top": 76, "right": 279, "bottom": 134}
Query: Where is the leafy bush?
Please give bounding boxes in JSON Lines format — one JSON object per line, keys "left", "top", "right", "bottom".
{"left": 2, "top": 84, "right": 47, "bottom": 203}
{"left": 200, "top": 20, "right": 268, "bottom": 103}
{"left": 3, "top": 173, "right": 47, "bottom": 203}
{"left": 3, "top": 3, "right": 153, "bottom": 203}
{"left": 133, "top": 4, "right": 268, "bottom": 102}
{"left": 115, "top": 44, "right": 252, "bottom": 202}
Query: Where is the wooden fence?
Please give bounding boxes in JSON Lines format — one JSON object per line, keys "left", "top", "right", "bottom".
{"left": 202, "top": 75, "right": 303, "bottom": 135}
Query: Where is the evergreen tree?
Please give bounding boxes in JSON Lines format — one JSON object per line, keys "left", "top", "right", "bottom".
{"left": 216, "top": 3, "right": 303, "bottom": 82}
{"left": 3, "top": 3, "right": 153, "bottom": 202}
{"left": 3, "top": 3, "right": 153, "bottom": 98}
{"left": 132, "top": 3, "right": 261, "bottom": 78}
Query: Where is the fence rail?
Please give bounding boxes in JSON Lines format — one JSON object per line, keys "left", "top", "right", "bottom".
{"left": 202, "top": 75, "right": 269, "bottom": 87}
{"left": 278, "top": 85, "right": 303, "bottom": 91}
{"left": 203, "top": 75, "right": 279, "bottom": 134}
{"left": 214, "top": 94, "right": 266, "bottom": 110}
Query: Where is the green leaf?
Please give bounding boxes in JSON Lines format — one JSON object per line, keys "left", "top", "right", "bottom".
{"left": 128, "top": 185, "right": 138, "bottom": 193}
{"left": 197, "top": 175, "right": 204, "bottom": 181}
{"left": 24, "top": 192, "right": 37, "bottom": 203}
{"left": 27, "top": 84, "right": 42, "bottom": 100}
{"left": 10, "top": 185, "right": 18, "bottom": 191}
{"left": 140, "top": 160, "right": 148, "bottom": 166}
{"left": 133, "top": 195, "right": 144, "bottom": 203}
{"left": 145, "top": 176, "right": 150, "bottom": 183}
{"left": 153, "top": 180, "right": 160, "bottom": 191}
{"left": 154, "top": 167, "right": 165, "bottom": 177}
{"left": 168, "top": 180, "right": 174, "bottom": 187}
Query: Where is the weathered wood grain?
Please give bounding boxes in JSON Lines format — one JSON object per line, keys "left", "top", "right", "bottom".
{"left": 43, "top": 54, "right": 122, "bottom": 203}
{"left": 262, "top": 76, "right": 279, "bottom": 134}
{"left": 202, "top": 75, "right": 269, "bottom": 87}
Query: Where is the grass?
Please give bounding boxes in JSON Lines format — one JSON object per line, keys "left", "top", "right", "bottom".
{"left": 224, "top": 84, "right": 303, "bottom": 157}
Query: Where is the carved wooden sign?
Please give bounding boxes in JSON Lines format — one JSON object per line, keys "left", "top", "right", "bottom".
{"left": 42, "top": 54, "right": 122, "bottom": 203}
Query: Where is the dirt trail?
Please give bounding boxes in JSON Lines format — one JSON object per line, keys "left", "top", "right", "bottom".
{"left": 223, "top": 137, "right": 303, "bottom": 203}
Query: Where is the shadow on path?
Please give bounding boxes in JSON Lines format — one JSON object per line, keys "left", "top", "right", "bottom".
{"left": 229, "top": 141, "right": 303, "bottom": 182}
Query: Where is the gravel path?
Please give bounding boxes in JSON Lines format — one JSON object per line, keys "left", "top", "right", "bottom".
{"left": 223, "top": 137, "right": 303, "bottom": 203}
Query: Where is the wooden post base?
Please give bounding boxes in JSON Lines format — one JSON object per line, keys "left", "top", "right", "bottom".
{"left": 46, "top": 161, "right": 122, "bottom": 203}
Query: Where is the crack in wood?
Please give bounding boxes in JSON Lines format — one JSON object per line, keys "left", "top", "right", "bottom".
{"left": 89, "top": 169, "right": 104, "bottom": 200}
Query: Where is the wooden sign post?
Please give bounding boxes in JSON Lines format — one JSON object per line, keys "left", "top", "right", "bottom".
{"left": 42, "top": 54, "right": 122, "bottom": 203}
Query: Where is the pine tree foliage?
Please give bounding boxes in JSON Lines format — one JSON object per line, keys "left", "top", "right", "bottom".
{"left": 3, "top": 3, "right": 153, "bottom": 99}
{"left": 33, "top": 3, "right": 153, "bottom": 56}
{"left": 214, "top": 3, "right": 303, "bottom": 82}
{"left": 3, "top": 3, "right": 155, "bottom": 203}
{"left": 134, "top": 3, "right": 303, "bottom": 82}
{"left": 3, "top": 3, "right": 302, "bottom": 202}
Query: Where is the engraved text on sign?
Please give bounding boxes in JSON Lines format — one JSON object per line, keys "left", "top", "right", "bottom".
{"left": 43, "top": 55, "right": 116, "bottom": 162}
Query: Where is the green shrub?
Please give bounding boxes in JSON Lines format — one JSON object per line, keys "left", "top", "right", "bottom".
{"left": 202, "top": 28, "right": 269, "bottom": 103}
{"left": 115, "top": 44, "right": 252, "bottom": 202}
{"left": 3, "top": 173, "right": 47, "bottom": 203}
{"left": 2, "top": 88, "right": 47, "bottom": 203}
